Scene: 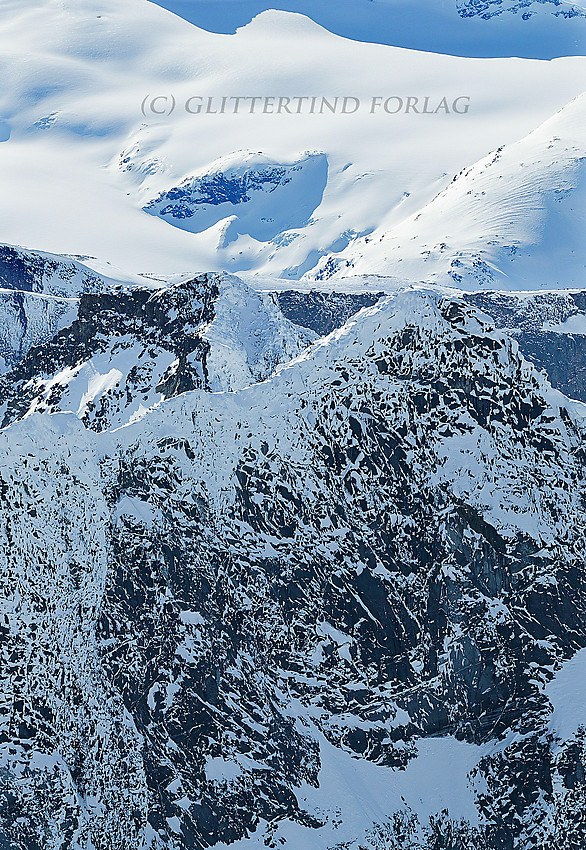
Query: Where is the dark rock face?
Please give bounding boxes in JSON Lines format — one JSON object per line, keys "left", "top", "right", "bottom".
{"left": 277, "top": 290, "right": 383, "bottom": 336}
{"left": 466, "top": 290, "right": 586, "bottom": 400}
{"left": 514, "top": 331, "right": 586, "bottom": 400}
{"left": 0, "top": 245, "right": 110, "bottom": 372}
{"left": 1, "top": 282, "right": 586, "bottom": 849}
{"left": 0, "top": 245, "right": 50, "bottom": 293}
{"left": 277, "top": 288, "right": 586, "bottom": 402}
{"left": 0, "top": 277, "right": 217, "bottom": 431}
{"left": 0, "top": 290, "right": 76, "bottom": 372}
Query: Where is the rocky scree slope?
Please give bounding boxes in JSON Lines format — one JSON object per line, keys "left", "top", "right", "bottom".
{"left": 1, "top": 286, "right": 586, "bottom": 848}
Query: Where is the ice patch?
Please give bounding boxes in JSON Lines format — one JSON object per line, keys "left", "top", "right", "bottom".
{"left": 543, "top": 312, "right": 586, "bottom": 335}
{"left": 545, "top": 648, "right": 586, "bottom": 741}
{"left": 205, "top": 757, "right": 244, "bottom": 783}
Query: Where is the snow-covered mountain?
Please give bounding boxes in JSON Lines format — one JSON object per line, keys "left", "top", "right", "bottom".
{"left": 0, "top": 272, "right": 314, "bottom": 431}
{"left": 313, "top": 92, "right": 586, "bottom": 290}
{"left": 1, "top": 2, "right": 586, "bottom": 848}
{"left": 3, "top": 277, "right": 586, "bottom": 849}
{"left": 0, "top": 0, "right": 584, "bottom": 282}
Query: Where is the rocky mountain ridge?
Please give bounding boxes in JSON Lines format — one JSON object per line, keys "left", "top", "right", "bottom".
{"left": 2, "top": 276, "right": 586, "bottom": 848}
{"left": 0, "top": 272, "right": 313, "bottom": 431}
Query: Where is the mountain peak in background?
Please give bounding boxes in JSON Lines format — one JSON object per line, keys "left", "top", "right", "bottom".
{"left": 149, "top": 0, "right": 586, "bottom": 58}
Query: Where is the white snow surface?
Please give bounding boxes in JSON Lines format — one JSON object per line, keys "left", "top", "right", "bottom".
{"left": 209, "top": 727, "right": 486, "bottom": 849}
{"left": 545, "top": 648, "right": 586, "bottom": 741}
{"left": 315, "top": 92, "right": 586, "bottom": 290}
{"left": 544, "top": 312, "right": 586, "bottom": 334}
{"left": 0, "top": 0, "right": 584, "bottom": 287}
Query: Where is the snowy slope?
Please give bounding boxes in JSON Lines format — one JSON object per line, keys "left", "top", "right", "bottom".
{"left": 143, "top": 151, "right": 329, "bottom": 244}
{"left": 313, "top": 92, "right": 586, "bottom": 290}
{"left": 0, "top": 0, "right": 584, "bottom": 282}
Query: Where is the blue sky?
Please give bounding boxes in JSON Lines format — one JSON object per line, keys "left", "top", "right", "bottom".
{"left": 147, "top": 0, "right": 586, "bottom": 59}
